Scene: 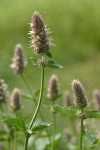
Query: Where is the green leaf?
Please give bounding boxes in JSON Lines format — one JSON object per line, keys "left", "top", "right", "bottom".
{"left": 45, "top": 51, "right": 52, "bottom": 58}
{"left": 35, "top": 134, "right": 61, "bottom": 150}
{"left": 85, "top": 110, "right": 100, "bottom": 118}
{"left": 2, "top": 117, "right": 26, "bottom": 132}
{"left": 31, "top": 122, "right": 53, "bottom": 133}
{"left": 54, "top": 105, "right": 78, "bottom": 115}
{"left": 85, "top": 128, "right": 98, "bottom": 145}
{"left": 47, "top": 60, "right": 62, "bottom": 69}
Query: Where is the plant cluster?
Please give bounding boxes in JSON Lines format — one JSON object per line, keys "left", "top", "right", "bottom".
{"left": 0, "top": 12, "right": 100, "bottom": 150}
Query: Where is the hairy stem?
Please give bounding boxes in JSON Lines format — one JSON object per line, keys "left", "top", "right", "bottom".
{"left": 80, "top": 109, "right": 84, "bottom": 150}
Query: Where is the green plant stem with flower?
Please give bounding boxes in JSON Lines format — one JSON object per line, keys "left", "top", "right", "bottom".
{"left": 21, "top": 71, "right": 51, "bottom": 143}
{"left": 24, "top": 65, "right": 45, "bottom": 150}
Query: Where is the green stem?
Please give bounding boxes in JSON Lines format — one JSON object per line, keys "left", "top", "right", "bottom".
{"left": 14, "top": 128, "right": 17, "bottom": 150}
{"left": 80, "top": 109, "right": 84, "bottom": 150}
{"left": 52, "top": 101, "right": 56, "bottom": 150}
{"left": 21, "top": 72, "right": 51, "bottom": 143}
{"left": 24, "top": 67, "right": 45, "bottom": 150}
{"left": 24, "top": 136, "right": 29, "bottom": 150}
{"left": 29, "top": 67, "right": 44, "bottom": 129}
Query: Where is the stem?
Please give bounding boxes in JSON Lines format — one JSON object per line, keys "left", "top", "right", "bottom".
{"left": 52, "top": 101, "right": 56, "bottom": 150}
{"left": 29, "top": 67, "right": 44, "bottom": 129}
{"left": 21, "top": 71, "right": 51, "bottom": 143}
{"left": 24, "top": 136, "right": 29, "bottom": 150}
{"left": 80, "top": 109, "right": 84, "bottom": 150}
{"left": 14, "top": 128, "right": 17, "bottom": 150}
{"left": 24, "top": 67, "right": 45, "bottom": 150}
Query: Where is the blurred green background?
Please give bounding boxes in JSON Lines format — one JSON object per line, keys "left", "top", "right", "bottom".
{"left": 1, "top": 0, "right": 100, "bottom": 100}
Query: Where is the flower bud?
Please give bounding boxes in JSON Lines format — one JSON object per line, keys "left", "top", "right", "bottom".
{"left": 72, "top": 79, "right": 87, "bottom": 108}
{"left": 11, "top": 44, "right": 25, "bottom": 74}
{"left": 30, "top": 12, "right": 52, "bottom": 57}
{"left": 63, "top": 91, "right": 72, "bottom": 107}
{"left": 10, "top": 88, "right": 20, "bottom": 111}
{"left": 47, "top": 74, "right": 59, "bottom": 100}
{"left": 76, "top": 111, "right": 87, "bottom": 119}
{"left": 93, "top": 89, "right": 100, "bottom": 110}
{"left": 0, "top": 79, "right": 7, "bottom": 103}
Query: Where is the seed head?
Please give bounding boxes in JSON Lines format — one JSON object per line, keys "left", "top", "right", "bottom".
{"left": 93, "top": 89, "right": 100, "bottom": 110}
{"left": 47, "top": 74, "right": 59, "bottom": 100}
{"left": 72, "top": 79, "right": 87, "bottom": 108}
{"left": 30, "top": 12, "right": 52, "bottom": 57}
{"left": 10, "top": 88, "right": 20, "bottom": 111}
{"left": 11, "top": 44, "right": 25, "bottom": 74}
{"left": 63, "top": 91, "right": 72, "bottom": 107}
{"left": 0, "top": 79, "right": 7, "bottom": 103}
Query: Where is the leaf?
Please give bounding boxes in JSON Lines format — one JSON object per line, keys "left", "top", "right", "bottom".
{"left": 50, "top": 133, "right": 61, "bottom": 146}
{"left": 47, "top": 60, "right": 62, "bottom": 69}
{"left": 2, "top": 117, "right": 26, "bottom": 132}
{"left": 85, "top": 110, "right": 100, "bottom": 118}
{"left": 54, "top": 105, "right": 78, "bottom": 115}
{"left": 85, "top": 128, "right": 98, "bottom": 145}
{"left": 45, "top": 51, "right": 52, "bottom": 58}
{"left": 35, "top": 134, "right": 61, "bottom": 150}
{"left": 31, "top": 122, "right": 53, "bottom": 133}
{"left": 0, "top": 130, "right": 7, "bottom": 136}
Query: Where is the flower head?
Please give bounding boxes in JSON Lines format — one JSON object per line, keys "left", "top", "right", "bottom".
{"left": 0, "top": 79, "right": 7, "bottom": 103}
{"left": 47, "top": 74, "right": 59, "bottom": 100}
{"left": 72, "top": 79, "right": 87, "bottom": 108}
{"left": 10, "top": 88, "right": 20, "bottom": 111}
{"left": 30, "top": 12, "right": 52, "bottom": 57}
{"left": 11, "top": 44, "right": 25, "bottom": 74}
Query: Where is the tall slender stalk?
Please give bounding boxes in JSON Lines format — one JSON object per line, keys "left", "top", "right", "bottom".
{"left": 24, "top": 67, "right": 45, "bottom": 150}
{"left": 52, "top": 101, "right": 56, "bottom": 150}
{"left": 21, "top": 72, "right": 51, "bottom": 143}
{"left": 14, "top": 128, "right": 17, "bottom": 150}
{"left": 29, "top": 67, "right": 44, "bottom": 128}
{"left": 24, "top": 136, "right": 29, "bottom": 150}
{"left": 80, "top": 109, "right": 84, "bottom": 150}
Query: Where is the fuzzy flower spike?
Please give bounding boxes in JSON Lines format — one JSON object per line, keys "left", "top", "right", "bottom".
{"left": 47, "top": 74, "right": 59, "bottom": 100}
{"left": 10, "top": 88, "right": 21, "bottom": 111}
{"left": 30, "top": 12, "right": 52, "bottom": 57}
{"left": 11, "top": 44, "right": 25, "bottom": 74}
{"left": 72, "top": 79, "right": 87, "bottom": 109}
